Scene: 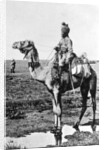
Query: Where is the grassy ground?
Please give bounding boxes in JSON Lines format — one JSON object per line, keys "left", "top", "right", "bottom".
{"left": 5, "top": 60, "right": 99, "bottom": 147}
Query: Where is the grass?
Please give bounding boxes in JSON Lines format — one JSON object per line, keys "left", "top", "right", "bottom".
{"left": 5, "top": 60, "right": 99, "bottom": 147}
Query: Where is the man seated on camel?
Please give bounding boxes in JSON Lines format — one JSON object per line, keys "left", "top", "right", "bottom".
{"left": 52, "top": 22, "right": 73, "bottom": 79}
{"left": 52, "top": 22, "right": 91, "bottom": 79}
{"left": 54, "top": 22, "right": 73, "bottom": 65}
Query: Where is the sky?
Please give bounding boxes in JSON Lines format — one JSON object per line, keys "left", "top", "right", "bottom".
{"left": 6, "top": 1, "right": 99, "bottom": 60}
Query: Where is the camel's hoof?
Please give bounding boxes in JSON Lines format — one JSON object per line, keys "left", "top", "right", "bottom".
{"left": 91, "top": 124, "right": 96, "bottom": 132}
{"left": 50, "top": 126, "right": 57, "bottom": 133}
{"left": 73, "top": 124, "right": 80, "bottom": 131}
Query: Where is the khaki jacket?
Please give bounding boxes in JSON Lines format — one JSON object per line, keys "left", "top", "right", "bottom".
{"left": 57, "top": 37, "right": 73, "bottom": 53}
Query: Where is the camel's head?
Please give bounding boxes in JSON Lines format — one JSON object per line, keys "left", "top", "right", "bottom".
{"left": 12, "top": 40, "right": 34, "bottom": 53}
{"left": 12, "top": 40, "right": 40, "bottom": 69}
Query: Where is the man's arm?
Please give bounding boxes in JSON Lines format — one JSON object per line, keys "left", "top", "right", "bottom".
{"left": 54, "top": 40, "right": 62, "bottom": 52}
{"left": 67, "top": 39, "right": 73, "bottom": 53}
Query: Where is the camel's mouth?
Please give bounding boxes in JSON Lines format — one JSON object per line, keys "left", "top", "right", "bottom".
{"left": 12, "top": 42, "right": 19, "bottom": 49}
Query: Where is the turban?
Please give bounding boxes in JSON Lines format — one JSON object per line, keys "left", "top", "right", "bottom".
{"left": 61, "top": 22, "right": 70, "bottom": 35}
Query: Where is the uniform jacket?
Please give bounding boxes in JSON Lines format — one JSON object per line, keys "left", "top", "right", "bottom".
{"left": 57, "top": 36, "right": 73, "bottom": 53}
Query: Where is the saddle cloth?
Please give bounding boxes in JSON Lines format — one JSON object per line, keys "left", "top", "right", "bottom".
{"left": 72, "top": 63, "right": 91, "bottom": 78}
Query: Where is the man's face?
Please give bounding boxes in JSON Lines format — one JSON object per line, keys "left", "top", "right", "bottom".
{"left": 61, "top": 31, "right": 68, "bottom": 38}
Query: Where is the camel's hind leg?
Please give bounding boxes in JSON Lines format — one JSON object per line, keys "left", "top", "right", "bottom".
{"left": 90, "top": 73, "right": 97, "bottom": 131}
{"left": 91, "top": 94, "right": 96, "bottom": 131}
{"left": 73, "top": 79, "right": 89, "bottom": 131}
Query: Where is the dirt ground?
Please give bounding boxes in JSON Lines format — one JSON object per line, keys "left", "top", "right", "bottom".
{"left": 5, "top": 61, "right": 99, "bottom": 147}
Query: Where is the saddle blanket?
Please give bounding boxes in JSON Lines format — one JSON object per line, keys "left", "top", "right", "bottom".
{"left": 72, "top": 64, "right": 91, "bottom": 78}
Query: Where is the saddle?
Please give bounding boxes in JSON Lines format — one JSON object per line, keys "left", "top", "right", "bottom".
{"left": 51, "top": 52, "right": 91, "bottom": 81}
{"left": 71, "top": 53, "right": 91, "bottom": 78}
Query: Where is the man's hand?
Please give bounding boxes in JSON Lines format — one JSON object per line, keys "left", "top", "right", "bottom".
{"left": 54, "top": 46, "right": 59, "bottom": 52}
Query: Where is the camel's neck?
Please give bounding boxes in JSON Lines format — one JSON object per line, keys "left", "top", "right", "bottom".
{"left": 28, "top": 63, "right": 45, "bottom": 82}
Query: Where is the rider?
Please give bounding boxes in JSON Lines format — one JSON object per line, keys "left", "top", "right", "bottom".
{"left": 53, "top": 22, "right": 73, "bottom": 72}
{"left": 54, "top": 22, "right": 73, "bottom": 65}
{"left": 53, "top": 22, "right": 91, "bottom": 79}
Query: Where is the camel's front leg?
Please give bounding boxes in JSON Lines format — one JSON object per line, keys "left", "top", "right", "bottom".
{"left": 52, "top": 87, "right": 62, "bottom": 133}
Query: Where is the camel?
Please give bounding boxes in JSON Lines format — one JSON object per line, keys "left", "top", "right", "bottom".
{"left": 12, "top": 40, "right": 97, "bottom": 134}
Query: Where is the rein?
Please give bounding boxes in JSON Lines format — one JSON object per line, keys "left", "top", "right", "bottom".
{"left": 45, "top": 49, "right": 55, "bottom": 66}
